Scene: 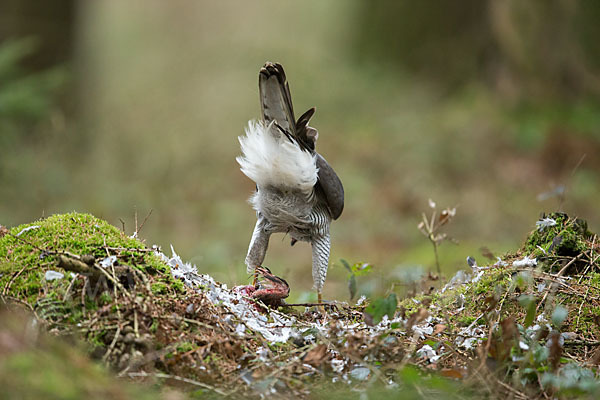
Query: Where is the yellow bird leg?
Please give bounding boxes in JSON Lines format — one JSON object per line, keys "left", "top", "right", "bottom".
{"left": 317, "top": 292, "right": 326, "bottom": 313}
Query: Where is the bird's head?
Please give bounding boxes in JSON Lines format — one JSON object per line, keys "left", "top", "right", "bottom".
{"left": 254, "top": 266, "right": 290, "bottom": 301}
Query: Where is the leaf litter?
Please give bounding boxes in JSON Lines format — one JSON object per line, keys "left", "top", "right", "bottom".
{"left": 2, "top": 212, "right": 600, "bottom": 398}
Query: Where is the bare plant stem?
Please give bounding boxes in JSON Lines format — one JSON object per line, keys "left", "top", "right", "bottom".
{"left": 430, "top": 234, "right": 441, "bottom": 278}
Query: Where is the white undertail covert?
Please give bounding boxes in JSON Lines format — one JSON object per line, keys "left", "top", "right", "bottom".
{"left": 236, "top": 120, "right": 318, "bottom": 196}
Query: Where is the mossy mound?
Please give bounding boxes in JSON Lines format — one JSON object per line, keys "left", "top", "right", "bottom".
{"left": 523, "top": 212, "right": 594, "bottom": 273}
{"left": 397, "top": 213, "right": 600, "bottom": 398}
{"left": 0, "top": 213, "right": 238, "bottom": 397}
{"left": 0, "top": 212, "right": 182, "bottom": 307}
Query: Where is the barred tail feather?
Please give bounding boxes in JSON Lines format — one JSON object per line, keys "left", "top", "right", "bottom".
{"left": 237, "top": 120, "right": 318, "bottom": 194}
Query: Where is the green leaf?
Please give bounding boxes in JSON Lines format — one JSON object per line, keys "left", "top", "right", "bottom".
{"left": 302, "top": 327, "right": 319, "bottom": 337}
{"left": 533, "top": 344, "right": 549, "bottom": 364}
{"left": 399, "top": 365, "right": 420, "bottom": 384}
{"left": 364, "top": 294, "right": 397, "bottom": 324}
{"left": 552, "top": 306, "right": 568, "bottom": 327}
{"left": 518, "top": 294, "right": 537, "bottom": 328}
{"left": 514, "top": 271, "right": 533, "bottom": 291}
{"left": 351, "top": 263, "right": 373, "bottom": 277}
{"left": 340, "top": 259, "right": 351, "bottom": 273}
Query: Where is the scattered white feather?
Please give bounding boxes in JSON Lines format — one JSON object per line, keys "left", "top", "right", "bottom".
{"left": 471, "top": 270, "right": 485, "bottom": 284}
{"left": 537, "top": 245, "right": 547, "bottom": 255}
{"left": 455, "top": 322, "right": 487, "bottom": 350}
{"left": 331, "top": 358, "right": 345, "bottom": 374}
{"left": 156, "top": 245, "right": 506, "bottom": 381}
{"left": 412, "top": 324, "right": 434, "bottom": 338}
{"left": 237, "top": 120, "right": 318, "bottom": 195}
{"left": 537, "top": 283, "right": 547, "bottom": 292}
{"left": 256, "top": 347, "right": 270, "bottom": 362}
{"left": 442, "top": 270, "right": 471, "bottom": 293}
{"left": 416, "top": 344, "right": 442, "bottom": 363}
{"left": 349, "top": 367, "right": 370, "bottom": 381}
{"left": 45, "top": 270, "right": 64, "bottom": 281}
{"left": 513, "top": 256, "right": 537, "bottom": 267}
{"left": 100, "top": 255, "right": 117, "bottom": 268}
{"left": 442, "top": 268, "right": 485, "bottom": 293}
{"left": 17, "top": 225, "right": 40, "bottom": 237}
{"left": 495, "top": 257, "right": 508, "bottom": 267}
{"left": 536, "top": 217, "right": 557, "bottom": 232}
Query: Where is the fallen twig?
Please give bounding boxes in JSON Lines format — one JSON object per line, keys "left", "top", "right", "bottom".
{"left": 127, "top": 371, "right": 229, "bottom": 396}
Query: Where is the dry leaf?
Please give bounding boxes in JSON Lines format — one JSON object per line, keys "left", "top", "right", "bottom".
{"left": 303, "top": 344, "right": 329, "bottom": 367}
{"left": 433, "top": 324, "right": 446, "bottom": 335}
{"left": 406, "top": 308, "right": 429, "bottom": 331}
{"left": 440, "top": 368, "right": 464, "bottom": 379}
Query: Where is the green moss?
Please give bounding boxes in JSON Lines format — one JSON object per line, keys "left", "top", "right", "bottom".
{"left": 150, "top": 282, "right": 168, "bottom": 295}
{"left": 457, "top": 315, "right": 477, "bottom": 326}
{"left": 149, "top": 318, "right": 158, "bottom": 333}
{"left": 398, "top": 294, "right": 427, "bottom": 316}
{"left": 176, "top": 341, "right": 196, "bottom": 353}
{"left": 523, "top": 213, "right": 592, "bottom": 261}
{"left": 171, "top": 278, "right": 185, "bottom": 292}
{"left": 0, "top": 212, "right": 179, "bottom": 317}
{"left": 554, "top": 272, "right": 600, "bottom": 336}
{"left": 472, "top": 268, "right": 510, "bottom": 295}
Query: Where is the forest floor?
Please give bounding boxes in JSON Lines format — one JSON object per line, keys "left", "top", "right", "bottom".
{"left": 1, "top": 212, "right": 600, "bottom": 399}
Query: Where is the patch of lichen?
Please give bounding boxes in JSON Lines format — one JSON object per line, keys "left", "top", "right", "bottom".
{"left": 523, "top": 213, "right": 593, "bottom": 263}
{"left": 0, "top": 212, "right": 181, "bottom": 310}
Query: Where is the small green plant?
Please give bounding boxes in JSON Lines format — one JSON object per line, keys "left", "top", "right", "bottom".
{"left": 417, "top": 199, "right": 457, "bottom": 278}
{"left": 340, "top": 259, "right": 372, "bottom": 301}
{"left": 364, "top": 293, "right": 397, "bottom": 325}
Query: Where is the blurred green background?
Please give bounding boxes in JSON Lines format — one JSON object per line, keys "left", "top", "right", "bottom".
{"left": 2, "top": 0, "right": 599, "bottom": 302}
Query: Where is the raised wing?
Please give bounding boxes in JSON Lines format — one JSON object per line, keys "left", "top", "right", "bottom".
{"left": 295, "top": 107, "right": 317, "bottom": 152}
{"left": 316, "top": 154, "right": 344, "bottom": 220}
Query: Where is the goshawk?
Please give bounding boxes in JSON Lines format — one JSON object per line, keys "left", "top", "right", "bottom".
{"left": 236, "top": 62, "right": 344, "bottom": 303}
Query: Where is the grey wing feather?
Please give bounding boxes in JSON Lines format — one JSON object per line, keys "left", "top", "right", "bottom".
{"left": 316, "top": 154, "right": 344, "bottom": 220}
{"left": 295, "top": 107, "right": 316, "bottom": 151}
{"left": 259, "top": 62, "right": 296, "bottom": 135}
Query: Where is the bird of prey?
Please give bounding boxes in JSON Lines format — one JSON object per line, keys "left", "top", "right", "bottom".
{"left": 236, "top": 62, "right": 344, "bottom": 304}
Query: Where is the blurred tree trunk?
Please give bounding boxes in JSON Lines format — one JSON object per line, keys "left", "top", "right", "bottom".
{"left": 0, "top": 0, "right": 76, "bottom": 71}
{"left": 488, "top": 0, "right": 600, "bottom": 99}
{"left": 354, "top": 0, "right": 600, "bottom": 100}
